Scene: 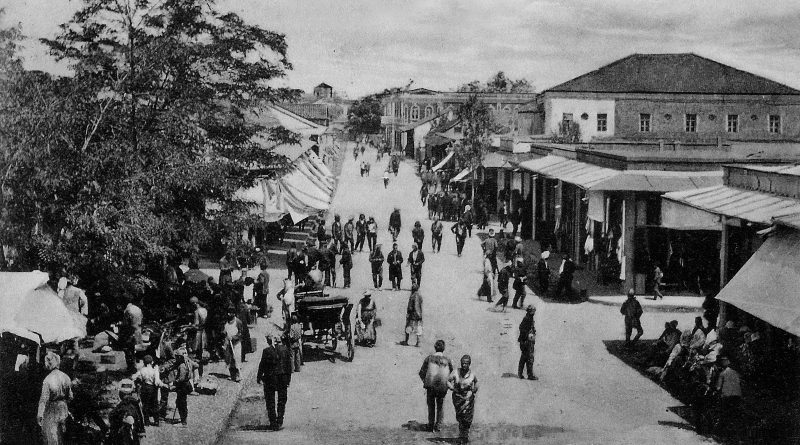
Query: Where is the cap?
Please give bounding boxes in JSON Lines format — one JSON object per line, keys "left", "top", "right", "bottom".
{"left": 526, "top": 305, "right": 536, "bottom": 313}
{"left": 189, "top": 297, "right": 199, "bottom": 304}
{"left": 540, "top": 251, "right": 550, "bottom": 260}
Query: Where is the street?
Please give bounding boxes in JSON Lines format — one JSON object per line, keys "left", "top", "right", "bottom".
{"left": 218, "top": 144, "right": 712, "bottom": 445}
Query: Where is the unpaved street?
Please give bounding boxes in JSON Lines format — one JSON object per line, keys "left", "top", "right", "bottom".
{"left": 218, "top": 144, "right": 712, "bottom": 445}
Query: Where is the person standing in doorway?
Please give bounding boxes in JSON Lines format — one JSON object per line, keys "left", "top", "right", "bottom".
{"left": 448, "top": 355, "right": 479, "bottom": 444}
{"left": 408, "top": 242, "right": 425, "bottom": 286}
{"left": 418, "top": 340, "right": 453, "bottom": 433}
{"left": 518, "top": 305, "right": 538, "bottom": 380}
{"left": 387, "top": 243, "right": 404, "bottom": 291}
{"left": 431, "top": 218, "right": 443, "bottom": 253}
{"left": 652, "top": 263, "right": 664, "bottom": 300}
{"left": 621, "top": 289, "right": 644, "bottom": 346}
{"left": 402, "top": 283, "right": 423, "bottom": 346}
{"left": 510, "top": 207, "right": 521, "bottom": 239}
{"left": 257, "top": 333, "right": 293, "bottom": 431}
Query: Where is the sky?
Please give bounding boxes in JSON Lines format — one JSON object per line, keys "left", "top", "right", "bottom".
{"left": 5, "top": 0, "right": 800, "bottom": 98}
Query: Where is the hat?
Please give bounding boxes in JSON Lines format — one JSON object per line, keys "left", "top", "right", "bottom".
{"left": 465, "top": 205, "right": 471, "bottom": 211}
{"left": 488, "top": 228, "right": 495, "bottom": 234}
{"left": 189, "top": 296, "right": 199, "bottom": 305}
{"left": 119, "top": 379, "right": 135, "bottom": 395}
{"left": 363, "top": 291, "right": 372, "bottom": 297}
{"left": 514, "top": 236, "right": 521, "bottom": 242}
{"left": 526, "top": 305, "right": 536, "bottom": 313}
{"left": 540, "top": 251, "right": 550, "bottom": 260}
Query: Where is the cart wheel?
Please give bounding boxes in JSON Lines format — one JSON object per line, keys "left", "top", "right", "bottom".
{"left": 346, "top": 326, "right": 355, "bottom": 362}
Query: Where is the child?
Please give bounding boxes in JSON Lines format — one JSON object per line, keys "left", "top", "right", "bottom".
{"left": 288, "top": 314, "right": 303, "bottom": 372}
{"left": 340, "top": 246, "right": 353, "bottom": 288}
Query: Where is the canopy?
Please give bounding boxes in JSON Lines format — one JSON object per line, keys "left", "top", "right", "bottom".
{"left": 0, "top": 271, "right": 87, "bottom": 343}
{"left": 663, "top": 184, "right": 800, "bottom": 226}
{"left": 432, "top": 151, "right": 455, "bottom": 172}
{"left": 716, "top": 229, "right": 800, "bottom": 337}
{"left": 482, "top": 151, "right": 513, "bottom": 169}
{"left": 450, "top": 167, "right": 475, "bottom": 182}
{"left": 591, "top": 170, "right": 722, "bottom": 192}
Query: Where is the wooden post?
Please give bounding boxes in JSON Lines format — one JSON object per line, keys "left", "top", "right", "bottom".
{"left": 623, "top": 192, "right": 636, "bottom": 292}
{"left": 719, "top": 216, "right": 729, "bottom": 289}
{"left": 531, "top": 176, "right": 537, "bottom": 241}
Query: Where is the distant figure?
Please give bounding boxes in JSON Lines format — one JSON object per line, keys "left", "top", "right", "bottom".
{"left": 518, "top": 305, "right": 538, "bottom": 380}
{"left": 418, "top": 340, "right": 453, "bottom": 433}
{"left": 355, "top": 291, "right": 378, "bottom": 347}
{"left": 420, "top": 183, "right": 429, "bottom": 206}
{"left": 494, "top": 260, "right": 512, "bottom": 312}
{"left": 408, "top": 243, "right": 425, "bottom": 286}
{"left": 481, "top": 228, "right": 499, "bottom": 274}
{"left": 340, "top": 246, "right": 353, "bottom": 288}
{"left": 257, "top": 333, "right": 293, "bottom": 431}
{"left": 652, "top": 263, "right": 664, "bottom": 300}
{"left": 412, "top": 221, "right": 425, "bottom": 250}
{"left": 430, "top": 218, "right": 444, "bottom": 253}
{"left": 389, "top": 208, "right": 402, "bottom": 242}
{"left": 449, "top": 354, "right": 479, "bottom": 443}
{"left": 387, "top": 243, "right": 404, "bottom": 291}
{"left": 366, "top": 217, "right": 378, "bottom": 252}
{"left": 621, "top": 289, "right": 644, "bottom": 346}
{"left": 451, "top": 219, "right": 467, "bottom": 257}
{"left": 343, "top": 216, "right": 355, "bottom": 252}
{"left": 355, "top": 214, "right": 367, "bottom": 252}
{"left": 511, "top": 259, "right": 527, "bottom": 309}
{"left": 403, "top": 283, "right": 423, "bottom": 346}
{"left": 369, "top": 244, "right": 385, "bottom": 289}
{"left": 554, "top": 254, "right": 575, "bottom": 300}
{"left": 383, "top": 170, "right": 390, "bottom": 189}
{"left": 537, "top": 251, "right": 551, "bottom": 296}
{"left": 498, "top": 201, "right": 508, "bottom": 228}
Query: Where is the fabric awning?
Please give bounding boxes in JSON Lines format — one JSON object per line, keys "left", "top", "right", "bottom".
{"left": 0, "top": 271, "right": 87, "bottom": 343}
{"left": 482, "top": 151, "right": 513, "bottom": 169}
{"left": 518, "top": 155, "right": 571, "bottom": 174}
{"left": 519, "top": 155, "right": 619, "bottom": 189}
{"left": 450, "top": 167, "right": 475, "bottom": 182}
{"left": 591, "top": 170, "right": 723, "bottom": 192}
{"left": 432, "top": 151, "right": 455, "bottom": 171}
{"left": 716, "top": 229, "right": 800, "bottom": 337}
{"left": 663, "top": 184, "right": 800, "bottom": 226}
{"left": 661, "top": 199, "right": 721, "bottom": 230}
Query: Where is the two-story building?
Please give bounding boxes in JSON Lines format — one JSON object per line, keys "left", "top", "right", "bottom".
{"left": 526, "top": 53, "right": 800, "bottom": 143}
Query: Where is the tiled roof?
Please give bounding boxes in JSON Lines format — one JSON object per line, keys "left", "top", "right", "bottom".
{"left": 546, "top": 53, "right": 800, "bottom": 95}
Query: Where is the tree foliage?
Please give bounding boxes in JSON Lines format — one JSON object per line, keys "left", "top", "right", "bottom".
{"left": 457, "top": 71, "right": 534, "bottom": 93}
{"left": 0, "top": 1, "right": 299, "bottom": 291}
{"left": 346, "top": 94, "right": 382, "bottom": 137}
{"left": 455, "top": 94, "right": 492, "bottom": 172}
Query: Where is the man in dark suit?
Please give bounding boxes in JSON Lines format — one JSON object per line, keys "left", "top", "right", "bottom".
{"left": 387, "top": 243, "right": 404, "bottom": 290}
{"left": 257, "top": 334, "right": 293, "bottom": 431}
{"left": 408, "top": 243, "right": 425, "bottom": 286}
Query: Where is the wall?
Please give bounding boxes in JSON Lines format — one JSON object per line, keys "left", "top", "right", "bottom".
{"left": 544, "top": 97, "right": 616, "bottom": 142}
{"left": 615, "top": 95, "right": 800, "bottom": 141}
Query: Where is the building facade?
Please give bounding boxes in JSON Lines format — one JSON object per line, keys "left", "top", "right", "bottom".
{"left": 313, "top": 82, "right": 334, "bottom": 99}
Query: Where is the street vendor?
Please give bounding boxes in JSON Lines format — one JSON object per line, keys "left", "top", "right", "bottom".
{"left": 108, "top": 378, "right": 145, "bottom": 445}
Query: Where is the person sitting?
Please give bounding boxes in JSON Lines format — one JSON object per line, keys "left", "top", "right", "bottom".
{"left": 647, "top": 320, "right": 680, "bottom": 366}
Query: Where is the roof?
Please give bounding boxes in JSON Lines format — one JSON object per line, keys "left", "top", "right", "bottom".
{"left": 482, "top": 151, "right": 514, "bottom": 169}
{"left": 250, "top": 105, "right": 326, "bottom": 135}
{"left": 663, "top": 184, "right": 800, "bottom": 225}
{"left": 279, "top": 103, "right": 342, "bottom": 122}
{"left": 519, "top": 156, "right": 619, "bottom": 188}
{"left": 315, "top": 83, "right": 332, "bottom": 89}
{"left": 430, "top": 117, "right": 460, "bottom": 134}
{"left": 716, "top": 229, "right": 800, "bottom": 337}
{"left": 739, "top": 164, "right": 800, "bottom": 176}
{"left": 546, "top": 53, "right": 800, "bottom": 95}
{"left": 424, "top": 133, "right": 455, "bottom": 147}
{"left": 593, "top": 170, "right": 722, "bottom": 192}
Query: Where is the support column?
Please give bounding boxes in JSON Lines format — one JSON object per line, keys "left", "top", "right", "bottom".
{"left": 531, "top": 176, "right": 537, "bottom": 241}
{"left": 719, "top": 216, "right": 729, "bottom": 290}
{"left": 623, "top": 192, "right": 636, "bottom": 292}
{"left": 573, "top": 187, "right": 581, "bottom": 261}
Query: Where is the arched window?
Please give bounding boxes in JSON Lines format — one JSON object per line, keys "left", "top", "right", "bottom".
{"left": 424, "top": 105, "right": 434, "bottom": 118}
{"left": 411, "top": 105, "right": 420, "bottom": 121}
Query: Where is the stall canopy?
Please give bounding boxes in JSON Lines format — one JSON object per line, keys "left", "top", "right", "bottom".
{"left": 0, "top": 271, "right": 87, "bottom": 343}
{"left": 716, "top": 229, "right": 800, "bottom": 337}
{"left": 432, "top": 151, "right": 455, "bottom": 171}
{"left": 482, "top": 151, "right": 513, "bottom": 169}
{"left": 450, "top": 167, "right": 475, "bottom": 182}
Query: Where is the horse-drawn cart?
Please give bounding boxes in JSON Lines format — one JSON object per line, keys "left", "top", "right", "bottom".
{"left": 294, "top": 291, "right": 355, "bottom": 362}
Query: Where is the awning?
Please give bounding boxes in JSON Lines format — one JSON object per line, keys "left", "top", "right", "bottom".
{"left": 450, "top": 167, "right": 475, "bottom": 182}
{"left": 518, "top": 155, "right": 619, "bottom": 189}
{"left": 0, "top": 271, "right": 87, "bottom": 343}
{"left": 663, "top": 185, "right": 800, "bottom": 226}
{"left": 424, "top": 133, "right": 454, "bottom": 147}
{"left": 661, "top": 199, "right": 721, "bottom": 230}
{"left": 482, "top": 151, "right": 513, "bottom": 169}
{"left": 716, "top": 229, "right": 800, "bottom": 337}
{"left": 590, "top": 170, "right": 723, "bottom": 192}
{"left": 432, "top": 151, "right": 455, "bottom": 171}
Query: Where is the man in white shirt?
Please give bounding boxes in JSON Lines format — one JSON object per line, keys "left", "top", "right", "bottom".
{"left": 62, "top": 278, "right": 88, "bottom": 316}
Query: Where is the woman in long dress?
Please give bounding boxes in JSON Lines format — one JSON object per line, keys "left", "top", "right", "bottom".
{"left": 38, "top": 351, "right": 73, "bottom": 445}
{"left": 448, "top": 354, "right": 479, "bottom": 444}
{"left": 355, "top": 291, "right": 377, "bottom": 346}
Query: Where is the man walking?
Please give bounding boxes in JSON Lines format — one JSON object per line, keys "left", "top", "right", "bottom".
{"left": 257, "top": 334, "right": 293, "bottom": 431}
{"left": 343, "top": 216, "right": 355, "bottom": 252}
{"left": 511, "top": 258, "right": 528, "bottom": 309}
{"left": 494, "top": 260, "right": 512, "bottom": 312}
{"left": 387, "top": 243, "right": 404, "bottom": 291}
{"left": 481, "top": 228, "right": 499, "bottom": 274}
{"left": 621, "top": 289, "right": 644, "bottom": 346}
{"left": 402, "top": 283, "right": 423, "bottom": 346}
{"left": 408, "top": 243, "right": 425, "bottom": 286}
{"left": 418, "top": 340, "right": 453, "bottom": 433}
{"left": 554, "top": 254, "right": 575, "bottom": 300}
{"left": 331, "top": 214, "right": 343, "bottom": 251}
{"left": 431, "top": 218, "right": 443, "bottom": 253}
{"left": 451, "top": 219, "right": 467, "bottom": 257}
{"left": 518, "top": 305, "right": 538, "bottom": 380}
{"left": 355, "top": 214, "right": 367, "bottom": 252}
{"left": 412, "top": 221, "right": 425, "bottom": 250}
{"left": 340, "top": 246, "right": 353, "bottom": 288}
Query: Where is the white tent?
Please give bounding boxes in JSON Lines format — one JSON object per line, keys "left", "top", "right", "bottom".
{"left": 0, "top": 271, "right": 87, "bottom": 343}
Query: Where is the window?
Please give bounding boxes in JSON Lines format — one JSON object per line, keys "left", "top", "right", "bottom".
{"left": 410, "top": 105, "right": 420, "bottom": 121}
{"left": 639, "top": 113, "right": 651, "bottom": 132}
{"left": 769, "top": 115, "right": 781, "bottom": 134}
{"left": 597, "top": 113, "right": 608, "bottom": 132}
{"left": 424, "top": 105, "right": 433, "bottom": 118}
{"left": 727, "top": 114, "right": 738, "bottom": 133}
{"left": 685, "top": 114, "right": 697, "bottom": 132}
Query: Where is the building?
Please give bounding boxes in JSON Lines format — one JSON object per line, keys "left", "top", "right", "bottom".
{"left": 380, "top": 88, "right": 537, "bottom": 156}
{"left": 526, "top": 53, "right": 800, "bottom": 143}
{"left": 279, "top": 103, "right": 344, "bottom": 126}
{"left": 313, "top": 82, "right": 333, "bottom": 99}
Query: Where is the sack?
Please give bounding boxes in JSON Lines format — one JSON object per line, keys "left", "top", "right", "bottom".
{"left": 196, "top": 376, "right": 219, "bottom": 395}
{"left": 424, "top": 357, "right": 451, "bottom": 394}
{"left": 250, "top": 337, "right": 258, "bottom": 353}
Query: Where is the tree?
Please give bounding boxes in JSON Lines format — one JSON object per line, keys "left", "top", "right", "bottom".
{"left": 455, "top": 94, "right": 492, "bottom": 207}
{"left": 0, "top": 1, "right": 299, "bottom": 294}
{"left": 457, "top": 71, "right": 534, "bottom": 93}
{"left": 347, "top": 95, "right": 382, "bottom": 139}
